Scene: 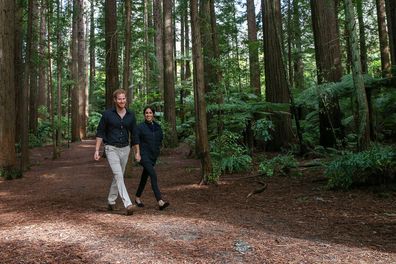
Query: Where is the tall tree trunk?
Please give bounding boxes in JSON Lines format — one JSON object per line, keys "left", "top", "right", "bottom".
{"left": 247, "top": 0, "right": 261, "bottom": 96}
{"left": 376, "top": 0, "right": 391, "bottom": 77}
{"left": 77, "top": 0, "right": 86, "bottom": 139}
{"left": 386, "top": 0, "right": 396, "bottom": 71}
{"left": 154, "top": 0, "right": 164, "bottom": 98}
{"left": 292, "top": 0, "right": 304, "bottom": 90}
{"left": 344, "top": 0, "right": 370, "bottom": 150}
{"left": 56, "top": 0, "right": 62, "bottom": 157}
{"left": 356, "top": 0, "right": 368, "bottom": 73}
{"left": 15, "top": 0, "right": 24, "bottom": 147}
{"left": 144, "top": 0, "right": 150, "bottom": 96}
{"left": 47, "top": 0, "right": 56, "bottom": 159}
{"left": 38, "top": 2, "right": 47, "bottom": 115}
{"left": 123, "top": 0, "right": 132, "bottom": 96}
{"left": 163, "top": 0, "right": 178, "bottom": 147}
{"left": 71, "top": 0, "right": 80, "bottom": 142}
{"left": 311, "top": 0, "right": 345, "bottom": 148}
{"left": 29, "top": 2, "right": 39, "bottom": 134}
{"left": 184, "top": 4, "right": 191, "bottom": 81}
{"left": 89, "top": 0, "right": 96, "bottom": 108}
{"left": 21, "top": 0, "right": 35, "bottom": 170}
{"left": 190, "top": 0, "right": 212, "bottom": 184}
{"left": 262, "top": 0, "right": 294, "bottom": 150}
{"left": 105, "top": 0, "right": 119, "bottom": 108}
{"left": 200, "top": 0, "right": 214, "bottom": 94}
{"left": 0, "top": 0, "right": 17, "bottom": 174}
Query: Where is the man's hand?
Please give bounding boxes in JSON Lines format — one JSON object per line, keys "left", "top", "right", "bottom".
{"left": 94, "top": 150, "right": 101, "bottom": 161}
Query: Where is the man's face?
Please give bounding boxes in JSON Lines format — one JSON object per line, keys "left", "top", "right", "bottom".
{"left": 114, "top": 93, "right": 127, "bottom": 109}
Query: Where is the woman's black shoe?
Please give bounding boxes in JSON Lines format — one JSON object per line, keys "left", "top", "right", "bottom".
{"left": 159, "top": 201, "right": 170, "bottom": 210}
{"left": 135, "top": 200, "right": 144, "bottom": 207}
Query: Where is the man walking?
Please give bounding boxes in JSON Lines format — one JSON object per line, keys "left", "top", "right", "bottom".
{"left": 94, "top": 89, "right": 141, "bottom": 215}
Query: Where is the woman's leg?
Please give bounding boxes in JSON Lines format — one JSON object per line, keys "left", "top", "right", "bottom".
{"left": 140, "top": 160, "right": 162, "bottom": 201}
{"left": 135, "top": 167, "right": 149, "bottom": 198}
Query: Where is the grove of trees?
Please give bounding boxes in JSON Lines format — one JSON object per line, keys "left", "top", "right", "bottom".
{"left": 1, "top": 0, "right": 395, "bottom": 186}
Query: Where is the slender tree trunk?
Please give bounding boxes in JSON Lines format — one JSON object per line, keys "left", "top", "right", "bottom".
{"left": 262, "top": 0, "right": 294, "bottom": 150}
{"left": 89, "top": 0, "right": 96, "bottom": 108}
{"left": 376, "top": 0, "right": 391, "bottom": 77}
{"left": 311, "top": 0, "right": 345, "bottom": 148}
{"left": 356, "top": 0, "right": 368, "bottom": 73}
{"left": 123, "top": 0, "right": 132, "bottom": 95}
{"left": 15, "top": 0, "right": 24, "bottom": 146}
{"left": 21, "top": 0, "right": 35, "bottom": 170}
{"left": 184, "top": 5, "right": 191, "bottom": 81}
{"left": 71, "top": 0, "right": 80, "bottom": 142}
{"left": 247, "top": 0, "right": 261, "bottom": 96}
{"left": 29, "top": 2, "right": 39, "bottom": 134}
{"left": 154, "top": 0, "right": 164, "bottom": 98}
{"left": 386, "top": 0, "right": 396, "bottom": 68}
{"left": 0, "top": 0, "right": 17, "bottom": 174}
{"left": 38, "top": 2, "right": 47, "bottom": 115}
{"left": 105, "top": 0, "right": 119, "bottom": 108}
{"left": 56, "top": 0, "right": 62, "bottom": 157}
{"left": 77, "top": 0, "right": 86, "bottom": 139}
{"left": 292, "top": 0, "right": 304, "bottom": 90}
{"left": 190, "top": 0, "right": 212, "bottom": 184}
{"left": 200, "top": 0, "right": 214, "bottom": 93}
{"left": 344, "top": 0, "right": 370, "bottom": 150}
{"left": 163, "top": 0, "right": 178, "bottom": 147}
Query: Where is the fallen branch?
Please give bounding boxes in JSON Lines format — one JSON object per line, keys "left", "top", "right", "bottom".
{"left": 246, "top": 182, "right": 268, "bottom": 200}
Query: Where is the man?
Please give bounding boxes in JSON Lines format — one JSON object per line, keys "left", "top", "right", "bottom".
{"left": 94, "top": 89, "right": 141, "bottom": 215}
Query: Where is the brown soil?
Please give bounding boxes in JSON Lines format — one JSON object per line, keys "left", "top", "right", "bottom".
{"left": 0, "top": 140, "right": 395, "bottom": 263}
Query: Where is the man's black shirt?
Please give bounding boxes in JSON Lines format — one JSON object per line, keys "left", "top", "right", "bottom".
{"left": 96, "top": 107, "right": 139, "bottom": 147}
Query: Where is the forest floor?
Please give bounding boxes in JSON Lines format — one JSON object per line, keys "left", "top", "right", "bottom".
{"left": 0, "top": 140, "right": 395, "bottom": 263}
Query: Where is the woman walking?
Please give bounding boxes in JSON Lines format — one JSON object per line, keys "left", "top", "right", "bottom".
{"left": 134, "top": 106, "right": 169, "bottom": 210}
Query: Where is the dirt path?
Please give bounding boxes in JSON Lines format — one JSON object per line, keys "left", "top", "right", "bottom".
{"left": 0, "top": 140, "right": 395, "bottom": 263}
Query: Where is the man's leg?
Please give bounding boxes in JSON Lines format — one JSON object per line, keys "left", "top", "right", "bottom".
{"left": 105, "top": 145, "right": 132, "bottom": 208}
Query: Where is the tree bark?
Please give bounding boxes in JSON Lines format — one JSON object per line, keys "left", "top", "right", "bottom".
{"left": 89, "top": 0, "right": 96, "bottom": 108}
{"left": 0, "top": 0, "right": 17, "bottom": 173}
{"left": 311, "top": 0, "right": 345, "bottom": 148}
{"left": 123, "top": 0, "right": 132, "bottom": 96}
{"left": 344, "top": 0, "right": 370, "bottom": 150}
{"left": 163, "top": 0, "right": 178, "bottom": 147}
{"left": 247, "top": 0, "right": 261, "bottom": 96}
{"left": 385, "top": 0, "right": 396, "bottom": 71}
{"left": 376, "top": 0, "right": 391, "bottom": 77}
{"left": 356, "top": 0, "right": 368, "bottom": 73}
{"left": 154, "top": 0, "right": 164, "bottom": 98}
{"left": 38, "top": 2, "right": 47, "bottom": 114}
{"left": 77, "top": 0, "right": 86, "bottom": 139}
{"left": 292, "top": 0, "right": 304, "bottom": 90}
{"left": 190, "top": 0, "right": 212, "bottom": 184}
{"left": 262, "top": 0, "right": 294, "bottom": 150}
{"left": 105, "top": 0, "right": 119, "bottom": 108}
{"left": 71, "top": 0, "right": 80, "bottom": 142}
{"left": 29, "top": 1, "right": 39, "bottom": 134}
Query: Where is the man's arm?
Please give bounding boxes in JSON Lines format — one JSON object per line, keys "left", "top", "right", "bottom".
{"left": 94, "top": 137, "right": 103, "bottom": 160}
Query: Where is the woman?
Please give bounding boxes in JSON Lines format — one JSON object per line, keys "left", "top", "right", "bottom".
{"left": 134, "top": 106, "right": 169, "bottom": 210}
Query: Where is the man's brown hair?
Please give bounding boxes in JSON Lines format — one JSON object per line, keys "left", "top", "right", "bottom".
{"left": 113, "top": 89, "right": 126, "bottom": 99}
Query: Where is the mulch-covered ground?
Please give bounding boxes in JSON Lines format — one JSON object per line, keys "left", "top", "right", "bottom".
{"left": 0, "top": 140, "right": 395, "bottom": 263}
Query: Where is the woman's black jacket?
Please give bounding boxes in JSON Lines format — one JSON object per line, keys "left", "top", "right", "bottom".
{"left": 134, "top": 121, "right": 163, "bottom": 162}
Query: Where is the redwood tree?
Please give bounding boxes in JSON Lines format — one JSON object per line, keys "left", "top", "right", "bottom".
{"left": 311, "top": 0, "right": 345, "bottom": 148}
{"left": 0, "top": 0, "right": 17, "bottom": 175}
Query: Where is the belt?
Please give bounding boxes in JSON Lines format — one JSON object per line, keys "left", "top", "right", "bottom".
{"left": 108, "top": 143, "right": 129, "bottom": 148}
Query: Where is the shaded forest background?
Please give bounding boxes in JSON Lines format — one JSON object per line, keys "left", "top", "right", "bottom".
{"left": 1, "top": 0, "right": 395, "bottom": 188}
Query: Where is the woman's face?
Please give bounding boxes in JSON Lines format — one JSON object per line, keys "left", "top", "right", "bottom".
{"left": 144, "top": 108, "right": 154, "bottom": 123}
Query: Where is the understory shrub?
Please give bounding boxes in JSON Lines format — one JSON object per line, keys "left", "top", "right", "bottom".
{"left": 210, "top": 131, "right": 252, "bottom": 178}
{"left": 258, "top": 154, "right": 299, "bottom": 177}
{"left": 325, "top": 145, "right": 396, "bottom": 190}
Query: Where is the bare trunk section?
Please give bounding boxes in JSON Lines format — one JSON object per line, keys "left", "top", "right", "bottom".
{"left": 190, "top": 0, "right": 212, "bottom": 184}
{"left": 376, "top": 0, "right": 391, "bottom": 77}
{"left": 247, "top": 0, "right": 261, "bottom": 96}
{"left": 123, "top": 0, "right": 132, "bottom": 98}
{"left": 154, "top": 0, "right": 164, "bottom": 98}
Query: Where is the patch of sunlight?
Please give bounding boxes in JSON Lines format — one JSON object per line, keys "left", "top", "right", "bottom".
{"left": 0, "top": 191, "right": 10, "bottom": 197}
{"left": 40, "top": 173, "right": 57, "bottom": 179}
{"left": 165, "top": 184, "right": 210, "bottom": 191}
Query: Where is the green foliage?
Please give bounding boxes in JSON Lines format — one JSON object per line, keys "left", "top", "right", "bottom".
{"left": 325, "top": 145, "right": 396, "bottom": 190}
{"left": 210, "top": 131, "right": 252, "bottom": 175}
{"left": 253, "top": 118, "right": 273, "bottom": 142}
{"left": 87, "top": 112, "right": 102, "bottom": 136}
{"left": 0, "top": 167, "right": 22, "bottom": 180}
{"left": 259, "top": 154, "right": 299, "bottom": 178}
{"left": 29, "top": 120, "right": 52, "bottom": 148}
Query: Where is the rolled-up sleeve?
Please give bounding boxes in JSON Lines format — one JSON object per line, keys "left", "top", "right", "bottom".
{"left": 96, "top": 112, "right": 106, "bottom": 139}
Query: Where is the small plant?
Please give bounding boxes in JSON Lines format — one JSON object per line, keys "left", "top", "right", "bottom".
{"left": 0, "top": 167, "right": 22, "bottom": 180}
{"left": 253, "top": 118, "right": 273, "bottom": 142}
{"left": 210, "top": 131, "right": 252, "bottom": 174}
{"left": 259, "top": 154, "right": 299, "bottom": 177}
{"left": 325, "top": 145, "right": 396, "bottom": 190}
